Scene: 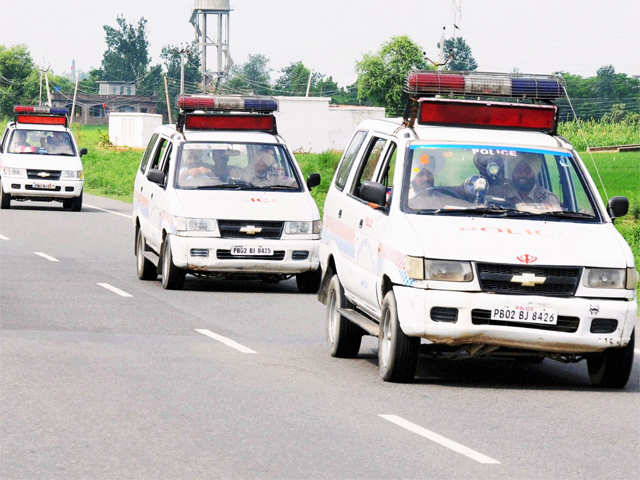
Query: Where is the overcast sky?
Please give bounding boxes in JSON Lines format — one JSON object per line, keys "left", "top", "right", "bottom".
{"left": 1, "top": 0, "right": 638, "bottom": 85}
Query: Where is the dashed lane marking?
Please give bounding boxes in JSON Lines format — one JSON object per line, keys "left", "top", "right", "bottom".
{"left": 97, "top": 282, "right": 133, "bottom": 298}
{"left": 195, "top": 328, "right": 257, "bottom": 354}
{"left": 85, "top": 203, "right": 133, "bottom": 220}
{"left": 34, "top": 252, "right": 60, "bottom": 262}
{"left": 0, "top": 234, "right": 9, "bottom": 241}
{"left": 379, "top": 414, "right": 501, "bottom": 465}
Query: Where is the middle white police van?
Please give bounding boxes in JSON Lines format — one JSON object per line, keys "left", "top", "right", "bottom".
{"left": 318, "top": 71, "right": 638, "bottom": 388}
{"left": 133, "top": 95, "right": 322, "bottom": 292}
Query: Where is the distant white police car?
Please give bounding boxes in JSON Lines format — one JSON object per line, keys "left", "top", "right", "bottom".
{"left": 318, "top": 71, "right": 638, "bottom": 388}
{"left": 133, "top": 95, "right": 322, "bottom": 292}
{"left": 0, "top": 106, "right": 86, "bottom": 210}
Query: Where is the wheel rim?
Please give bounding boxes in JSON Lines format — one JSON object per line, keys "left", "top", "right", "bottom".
{"left": 136, "top": 233, "right": 144, "bottom": 273}
{"left": 327, "top": 288, "right": 337, "bottom": 345}
{"left": 380, "top": 310, "right": 392, "bottom": 370}
{"left": 162, "top": 242, "right": 170, "bottom": 284}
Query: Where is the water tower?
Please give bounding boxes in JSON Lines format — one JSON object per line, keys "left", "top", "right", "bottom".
{"left": 190, "top": 0, "right": 232, "bottom": 91}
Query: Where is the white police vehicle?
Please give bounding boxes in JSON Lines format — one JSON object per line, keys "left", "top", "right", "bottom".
{"left": 0, "top": 106, "right": 86, "bottom": 210}
{"left": 318, "top": 71, "right": 638, "bottom": 387}
{"left": 133, "top": 95, "right": 322, "bottom": 292}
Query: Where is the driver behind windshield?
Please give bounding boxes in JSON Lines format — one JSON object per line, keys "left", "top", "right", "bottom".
{"left": 506, "top": 155, "right": 561, "bottom": 210}
{"left": 178, "top": 149, "right": 215, "bottom": 185}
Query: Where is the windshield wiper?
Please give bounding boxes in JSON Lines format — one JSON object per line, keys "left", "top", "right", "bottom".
{"left": 536, "top": 210, "right": 596, "bottom": 219}
{"left": 432, "top": 206, "right": 515, "bottom": 216}
{"left": 251, "top": 185, "right": 299, "bottom": 191}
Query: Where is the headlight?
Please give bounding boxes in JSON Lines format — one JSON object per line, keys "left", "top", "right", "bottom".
{"left": 61, "top": 170, "right": 83, "bottom": 179}
{"left": 285, "top": 221, "right": 320, "bottom": 235}
{"left": 406, "top": 256, "right": 425, "bottom": 280}
{"left": 425, "top": 259, "right": 474, "bottom": 282}
{"left": 583, "top": 268, "right": 625, "bottom": 289}
{"left": 627, "top": 267, "right": 639, "bottom": 290}
{"left": 174, "top": 217, "right": 220, "bottom": 236}
{"left": 2, "top": 167, "right": 26, "bottom": 177}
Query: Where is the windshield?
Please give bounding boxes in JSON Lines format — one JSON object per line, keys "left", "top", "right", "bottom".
{"left": 175, "top": 142, "right": 301, "bottom": 191}
{"left": 403, "top": 145, "right": 598, "bottom": 220}
{"left": 8, "top": 129, "right": 76, "bottom": 156}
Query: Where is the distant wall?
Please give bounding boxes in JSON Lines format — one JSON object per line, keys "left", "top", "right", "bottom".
{"left": 109, "top": 113, "right": 163, "bottom": 149}
{"left": 274, "top": 96, "right": 385, "bottom": 153}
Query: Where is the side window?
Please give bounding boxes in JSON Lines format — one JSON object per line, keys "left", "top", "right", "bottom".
{"left": 379, "top": 142, "right": 397, "bottom": 188}
{"left": 0, "top": 128, "right": 9, "bottom": 152}
{"left": 334, "top": 130, "right": 367, "bottom": 191}
{"left": 160, "top": 143, "right": 173, "bottom": 183}
{"left": 147, "top": 137, "right": 168, "bottom": 173}
{"left": 352, "top": 137, "right": 387, "bottom": 198}
{"left": 140, "top": 133, "right": 159, "bottom": 173}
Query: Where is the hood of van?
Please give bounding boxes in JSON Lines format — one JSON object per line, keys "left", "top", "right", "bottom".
{"left": 404, "top": 215, "right": 631, "bottom": 268}
{"left": 172, "top": 189, "right": 319, "bottom": 221}
{"left": 1, "top": 153, "right": 82, "bottom": 171}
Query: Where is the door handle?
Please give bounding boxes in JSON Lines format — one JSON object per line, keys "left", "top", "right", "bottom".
{"left": 140, "top": 186, "right": 143, "bottom": 192}
{"left": 150, "top": 193, "right": 154, "bottom": 199}
{"left": 358, "top": 219, "right": 364, "bottom": 229}
{"left": 338, "top": 209, "right": 342, "bottom": 219}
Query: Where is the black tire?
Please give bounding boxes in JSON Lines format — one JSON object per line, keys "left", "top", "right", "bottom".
{"left": 326, "top": 275, "right": 362, "bottom": 357}
{"left": 0, "top": 182, "right": 10, "bottom": 209}
{"left": 587, "top": 329, "right": 635, "bottom": 388}
{"left": 70, "top": 192, "right": 83, "bottom": 212}
{"left": 296, "top": 268, "right": 322, "bottom": 293}
{"left": 378, "top": 290, "right": 419, "bottom": 382}
{"left": 160, "top": 235, "right": 185, "bottom": 290}
{"left": 136, "top": 228, "right": 157, "bottom": 280}
{"left": 62, "top": 198, "right": 72, "bottom": 210}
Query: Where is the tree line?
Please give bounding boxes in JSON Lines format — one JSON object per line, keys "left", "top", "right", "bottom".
{"left": 1, "top": 15, "right": 638, "bottom": 123}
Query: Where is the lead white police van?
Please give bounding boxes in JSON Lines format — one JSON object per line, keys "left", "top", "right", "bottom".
{"left": 133, "top": 95, "right": 322, "bottom": 292}
{"left": 318, "top": 71, "right": 638, "bottom": 387}
{"left": 0, "top": 106, "right": 86, "bottom": 211}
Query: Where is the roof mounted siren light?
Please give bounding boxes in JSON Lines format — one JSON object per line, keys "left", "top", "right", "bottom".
{"left": 176, "top": 95, "right": 279, "bottom": 133}
{"left": 13, "top": 105, "right": 69, "bottom": 127}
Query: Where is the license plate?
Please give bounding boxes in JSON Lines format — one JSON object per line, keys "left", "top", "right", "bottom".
{"left": 491, "top": 305, "right": 558, "bottom": 325}
{"left": 231, "top": 246, "right": 273, "bottom": 256}
{"left": 32, "top": 183, "right": 56, "bottom": 190}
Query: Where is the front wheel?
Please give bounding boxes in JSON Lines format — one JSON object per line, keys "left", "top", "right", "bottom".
{"left": 296, "top": 268, "right": 322, "bottom": 293}
{"left": 160, "top": 235, "right": 185, "bottom": 290}
{"left": 587, "top": 329, "right": 635, "bottom": 388}
{"left": 378, "top": 290, "right": 419, "bottom": 382}
{"left": 136, "top": 229, "right": 157, "bottom": 280}
{"left": 70, "top": 192, "right": 83, "bottom": 212}
{"left": 0, "top": 182, "right": 10, "bottom": 209}
{"left": 326, "top": 275, "right": 362, "bottom": 357}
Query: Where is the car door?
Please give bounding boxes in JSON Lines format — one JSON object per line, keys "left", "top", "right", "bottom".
{"left": 134, "top": 133, "right": 159, "bottom": 237}
{"left": 144, "top": 136, "right": 170, "bottom": 252}
{"left": 150, "top": 141, "right": 174, "bottom": 249}
{"left": 341, "top": 135, "right": 390, "bottom": 308}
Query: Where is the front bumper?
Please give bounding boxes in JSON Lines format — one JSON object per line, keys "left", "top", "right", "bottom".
{"left": 170, "top": 235, "right": 320, "bottom": 274}
{"left": 1, "top": 176, "right": 83, "bottom": 199}
{"left": 394, "top": 287, "right": 638, "bottom": 353}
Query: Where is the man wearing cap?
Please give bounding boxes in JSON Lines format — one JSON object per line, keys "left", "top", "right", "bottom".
{"left": 506, "top": 156, "right": 561, "bottom": 210}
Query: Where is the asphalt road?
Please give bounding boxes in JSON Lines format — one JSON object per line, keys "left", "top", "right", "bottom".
{"left": 1, "top": 194, "right": 639, "bottom": 479}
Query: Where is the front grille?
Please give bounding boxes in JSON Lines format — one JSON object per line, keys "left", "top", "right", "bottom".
{"left": 216, "top": 249, "right": 285, "bottom": 261}
{"left": 190, "top": 248, "right": 209, "bottom": 257}
{"left": 476, "top": 263, "right": 581, "bottom": 297}
{"left": 430, "top": 307, "right": 458, "bottom": 323}
{"left": 27, "top": 169, "right": 61, "bottom": 180}
{"left": 590, "top": 318, "right": 618, "bottom": 334}
{"left": 25, "top": 185, "right": 61, "bottom": 192}
{"left": 471, "top": 309, "right": 579, "bottom": 333}
{"left": 218, "top": 220, "right": 283, "bottom": 239}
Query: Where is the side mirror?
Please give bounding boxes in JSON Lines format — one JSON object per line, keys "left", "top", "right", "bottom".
{"left": 608, "top": 196, "right": 628, "bottom": 219}
{"left": 307, "top": 173, "right": 321, "bottom": 190}
{"left": 359, "top": 181, "right": 387, "bottom": 207}
{"left": 147, "top": 168, "right": 165, "bottom": 186}
{"left": 80, "top": 148, "right": 88, "bottom": 157}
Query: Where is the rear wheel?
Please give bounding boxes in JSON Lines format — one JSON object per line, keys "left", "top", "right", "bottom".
{"left": 0, "top": 182, "right": 10, "bottom": 209}
{"left": 326, "top": 275, "right": 362, "bottom": 357}
{"left": 296, "top": 268, "right": 322, "bottom": 293}
{"left": 378, "top": 290, "right": 419, "bottom": 382}
{"left": 160, "top": 236, "right": 185, "bottom": 290}
{"left": 587, "top": 329, "right": 635, "bottom": 388}
{"left": 136, "top": 229, "right": 157, "bottom": 280}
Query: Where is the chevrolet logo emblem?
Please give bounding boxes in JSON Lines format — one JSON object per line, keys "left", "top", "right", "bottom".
{"left": 511, "top": 272, "right": 546, "bottom": 287}
{"left": 239, "top": 225, "right": 262, "bottom": 235}
{"left": 37, "top": 171, "right": 50, "bottom": 178}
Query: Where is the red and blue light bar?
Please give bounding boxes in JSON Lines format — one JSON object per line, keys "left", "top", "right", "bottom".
{"left": 178, "top": 95, "right": 278, "bottom": 113}
{"left": 406, "top": 72, "right": 564, "bottom": 100}
{"left": 418, "top": 98, "right": 558, "bottom": 133}
{"left": 14, "top": 105, "right": 68, "bottom": 115}
{"left": 183, "top": 114, "right": 276, "bottom": 133}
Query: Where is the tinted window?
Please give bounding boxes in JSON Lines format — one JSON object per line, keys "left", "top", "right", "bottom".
{"left": 335, "top": 130, "right": 367, "bottom": 191}
{"left": 352, "top": 137, "right": 387, "bottom": 198}
{"left": 140, "top": 133, "right": 159, "bottom": 173}
{"left": 147, "top": 138, "right": 168, "bottom": 173}
{"left": 8, "top": 129, "right": 75, "bottom": 156}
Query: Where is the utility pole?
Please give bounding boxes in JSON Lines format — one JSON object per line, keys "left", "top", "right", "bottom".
{"left": 39, "top": 71, "right": 43, "bottom": 106}
{"left": 169, "top": 45, "right": 193, "bottom": 96}
{"left": 305, "top": 70, "right": 313, "bottom": 97}
{"left": 70, "top": 70, "right": 79, "bottom": 126}
{"left": 44, "top": 71, "right": 52, "bottom": 107}
{"left": 163, "top": 73, "right": 173, "bottom": 124}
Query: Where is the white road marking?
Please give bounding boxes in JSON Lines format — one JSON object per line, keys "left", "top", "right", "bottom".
{"left": 97, "top": 282, "right": 133, "bottom": 298}
{"left": 379, "top": 414, "right": 500, "bottom": 465}
{"left": 0, "top": 233, "right": 9, "bottom": 240}
{"left": 34, "top": 252, "right": 59, "bottom": 262}
{"left": 195, "top": 328, "right": 257, "bottom": 354}
{"left": 85, "top": 203, "right": 133, "bottom": 220}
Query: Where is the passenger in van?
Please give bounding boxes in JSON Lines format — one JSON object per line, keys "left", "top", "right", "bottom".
{"left": 408, "top": 166, "right": 437, "bottom": 208}
{"left": 470, "top": 151, "right": 512, "bottom": 201}
{"left": 508, "top": 158, "right": 561, "bottom": 209}
{"left": 179, "top": 150, "right": 215, "bottom": 184}
{"left": 246, "top": 145, "right": 296, "bottom": 187}
{"left": 10, "top": 130, "right": 36, "bottom": 153}
{"left": 211, "top": 150, "right": 233, "bottom": 182}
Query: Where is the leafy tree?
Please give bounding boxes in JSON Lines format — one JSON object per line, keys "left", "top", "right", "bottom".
{"left": 330, "top": 82, "right": 360, "bottom": 105}
{"left": 78, "top": 68, "right": 104, "bottom": 94}
{"left": 274, "top": 61, "right": 313, "bottom": 96}
{"left": 356, "top": 36, "right": 428, "bottom": 115}
{"left": 160, "top": 41, "right": 202, "bottom": 91}
{"left": 101, "top": 16, "right": 150, "bottom": 82}
{"left": 0, "top": 45, "right": 39, "bottom": 115}
{"left": 224, "top": 54, "right": 271, "bottom": 95}
{"left": 442, "top": 37, "right": 477, "bottom": 71}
